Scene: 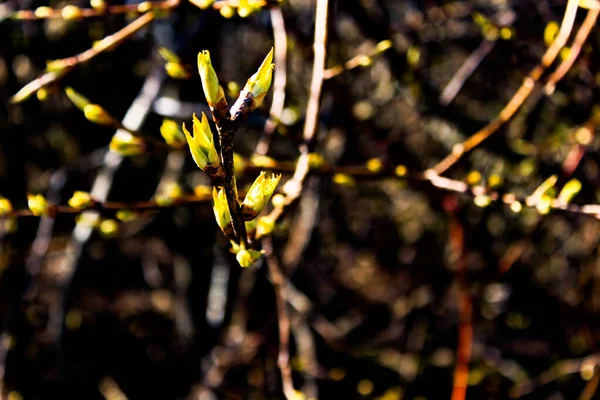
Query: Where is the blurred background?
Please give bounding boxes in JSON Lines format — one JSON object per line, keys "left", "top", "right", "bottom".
{"left": 1, "top": 0, "right": 600, "bottom": 399}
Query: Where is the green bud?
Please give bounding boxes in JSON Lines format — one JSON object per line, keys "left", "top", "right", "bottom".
{"left": 109, "top": 132, "right": 145, "bottom": 156}
{"left": 213, "top": 187, "right": 232, "bottom": 236}
{"left": 68, "top": 191, "right": 95, "bottom": 209}
{"left": 235, "top": 248, "right": 264, "bottom": 268}
{"left": 115, "top": 209, "right": 138, "bottom": 222}
{"left": 99, "top": 219, "right": 120, "bottom": 238}
{"left": 160, "top": 119, "right": 186, "bottom": 149}
{"left": 230, "top": 48, "right": 274, "bottom": 115}
{"left": 61, "top": 5, "right": 82, "bottom": 20}
{"left": 83, "top": 104, "right": 119, "bottom": 126}
{"left": 198, "top": 50, "right": 226, "bottom": 108}
{"left": 241, "top": 171, "right": 281, "bottom": 220}
{"left": 156, "top": 181, "right": 182, "bottom": 206}
{"left": 165, "top": 62, "right": 191, "bottom": 80}
{"left": 27, "top": 194, "right": 48, "bottom": 216}
{"left": 558, "top": 179, "right": 582, "bottom": 205}
{"left": 182, "top": 113, "right": 223, "bottom": 177}
{"left": 247, "top": 48, "right": 274, "bottom": 103}
{"left": 65, "top": 87, "right": 91, "bottom": 110}
{"left": 256, "top": 216, "right": 275, "bottom": 238}
{"left": 0, "top": 197, "right": 13, "bottom": 216}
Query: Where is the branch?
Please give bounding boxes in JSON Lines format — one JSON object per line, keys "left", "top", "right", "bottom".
{"left": 544, "top": 7, "right": 600, "bottom": 95}
{"left": 254, "top": 7, "right": 288, "bottom": 156}
{"left": 447, "top": 209, "right": 472, "bottom": 400}
{"left": 259, "top": 0, "right": 329, "bottom": 237}
{"left": 11, "top": 10, "right": 160, "bottom": 103}
{"left": 428, "top": 0, "right": 580, "bottom": 175}
{"left": 439, "top": 39, "right": 496, "bottom": 106}
{"left": 263, "top": 238, "right": 297, "bottom": 399}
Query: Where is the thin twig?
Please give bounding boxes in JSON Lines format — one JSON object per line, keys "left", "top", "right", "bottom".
{"left": 544, "top": 7, "right": 600, "bottom": 95}
{"left": 263, "top": 238, "right": 296, "bottom": 399}
{"left": 11, "top": 11, "right": 161, "bottom": 103}
{"left": 259, "top": 0, "right": 329, "bottom": 236}
{"left": 255, "top": 8, "right": 287, "bottom": 156}
{"left": 45, "top": 66, "right": 165, "bottom": 342}
{"left": 439, "top": 39, "right": 496, "bottom": 106}
{"left": 428, "top": 0, "right": 580, "bottom": 175}
{"left": 579, "top": 368, "right": 600, "bottom": 400}
{"left": 511, "top": 353, "right": 600, "bottom": 398}
{"left": 448, "top": 211, "right": 472, "bottom": 400}
{"left": 322, "top": 39, "right": 392, "bottom": 80}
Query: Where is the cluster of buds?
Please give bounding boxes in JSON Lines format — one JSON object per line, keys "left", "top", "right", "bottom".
{"left": 182, "top": 113, "right": 224, "bottom": 179}
{"left": 193, "top": 48, "right": 277, "bottom": 267}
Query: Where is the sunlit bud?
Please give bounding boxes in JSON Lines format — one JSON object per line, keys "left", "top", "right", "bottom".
{"left": 0, "top": 197, "right": 13, "bottom": 216}
{"left": 308, "top": 153, "right": 326, "bottom": 170}
{"left": 245, "top": 48, "right": 274, "bottom": 107}
{"left": 182, "top": 113, "right": 223, "bottom": 178}
{"left": 251, "top": 155, "right": 277, "bottom": 168}
{"left": 395, "top": 164, "right": 407, "bottom": 177}
{"left": 241, "top": 171, "right": 281, "bottom": 220}
{"left": 68, "top": 191, "right": 95, "bottom": 209}
{"left": 99, "top": 219, "right": 120, "bottom": 238}
{"left": 193, "top": 185, "right": 212, "bottom": 198}
{"left": 160, "top": 119, "right": 186, "bottom": 149}
{"left": 37, "top": 87, "right": 50, "bottom": 102}
{"left": 116, "top": 209, "right": 138, "bottom": 222}
{"left": 137, "top": 1, "right": 152, "bottom": 12}
{"left": 197, "top": 50, "right": 226, "bottom": 108}
{"left": 271, "top": 194, "right": 285, "bottom": 208}
{"left": 238, "top": 0, "right": 260, "bottom": 17}
{"left": 90, "top": 0, "right": 107, "bottom": 11}
{"left": 193, "top": 0, "right": 214, "bottom": 9}
{"left": 46, "top": 59, "right": 69, "bottom": 73}
{"left": 109, "top": 131, "right": 145, "bottom": 156}
{"left": 256, "top": 216, "right": 275, "bottom": 238}
{"left": 213, "top": 187, "right": 232, "bottom": 236}
{"left": 156, "top": 181, "right": 182, "bottom": 207}
{"left": 333, "top": 173, "right": 356, "bottom": 186}
{"left": 75, "top": 213, "right": 100, "bottom": 227}
{"left": 165, "top": 62, "right": 191, "bottom": 79}
{"left": 65, "top": 87, "right": 91, "bottom": 110}
{"left": 558, "top": 179, "right": 582, "bottom": 205}
{"left": 236, "top": 248, "right": 264, "bottom": 268}
{"left": 366, "top": 158, "right": 383, "bottom": 173}
{"left": 61, "top": 5, "right": 82, "bottom": 20}
{"left": 219, "top": 5, "right": 234, "bottom": 18}
{"left": 34, "top": 6, "right": 53, "bottom": 18}
{"left": 83, "top": 104, "right": 119, "bottom": 126}
{"left": 27, "top": 194, "right": 48, "bottom": 216}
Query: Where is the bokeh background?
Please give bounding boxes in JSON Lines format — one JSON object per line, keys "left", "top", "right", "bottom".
{"left": 1, "top": 0, "right": 600, "bottom": 399}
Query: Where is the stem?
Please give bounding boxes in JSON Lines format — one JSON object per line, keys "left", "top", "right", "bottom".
{"left": 219, "top": 128, "right": 248, "bottom": 248}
